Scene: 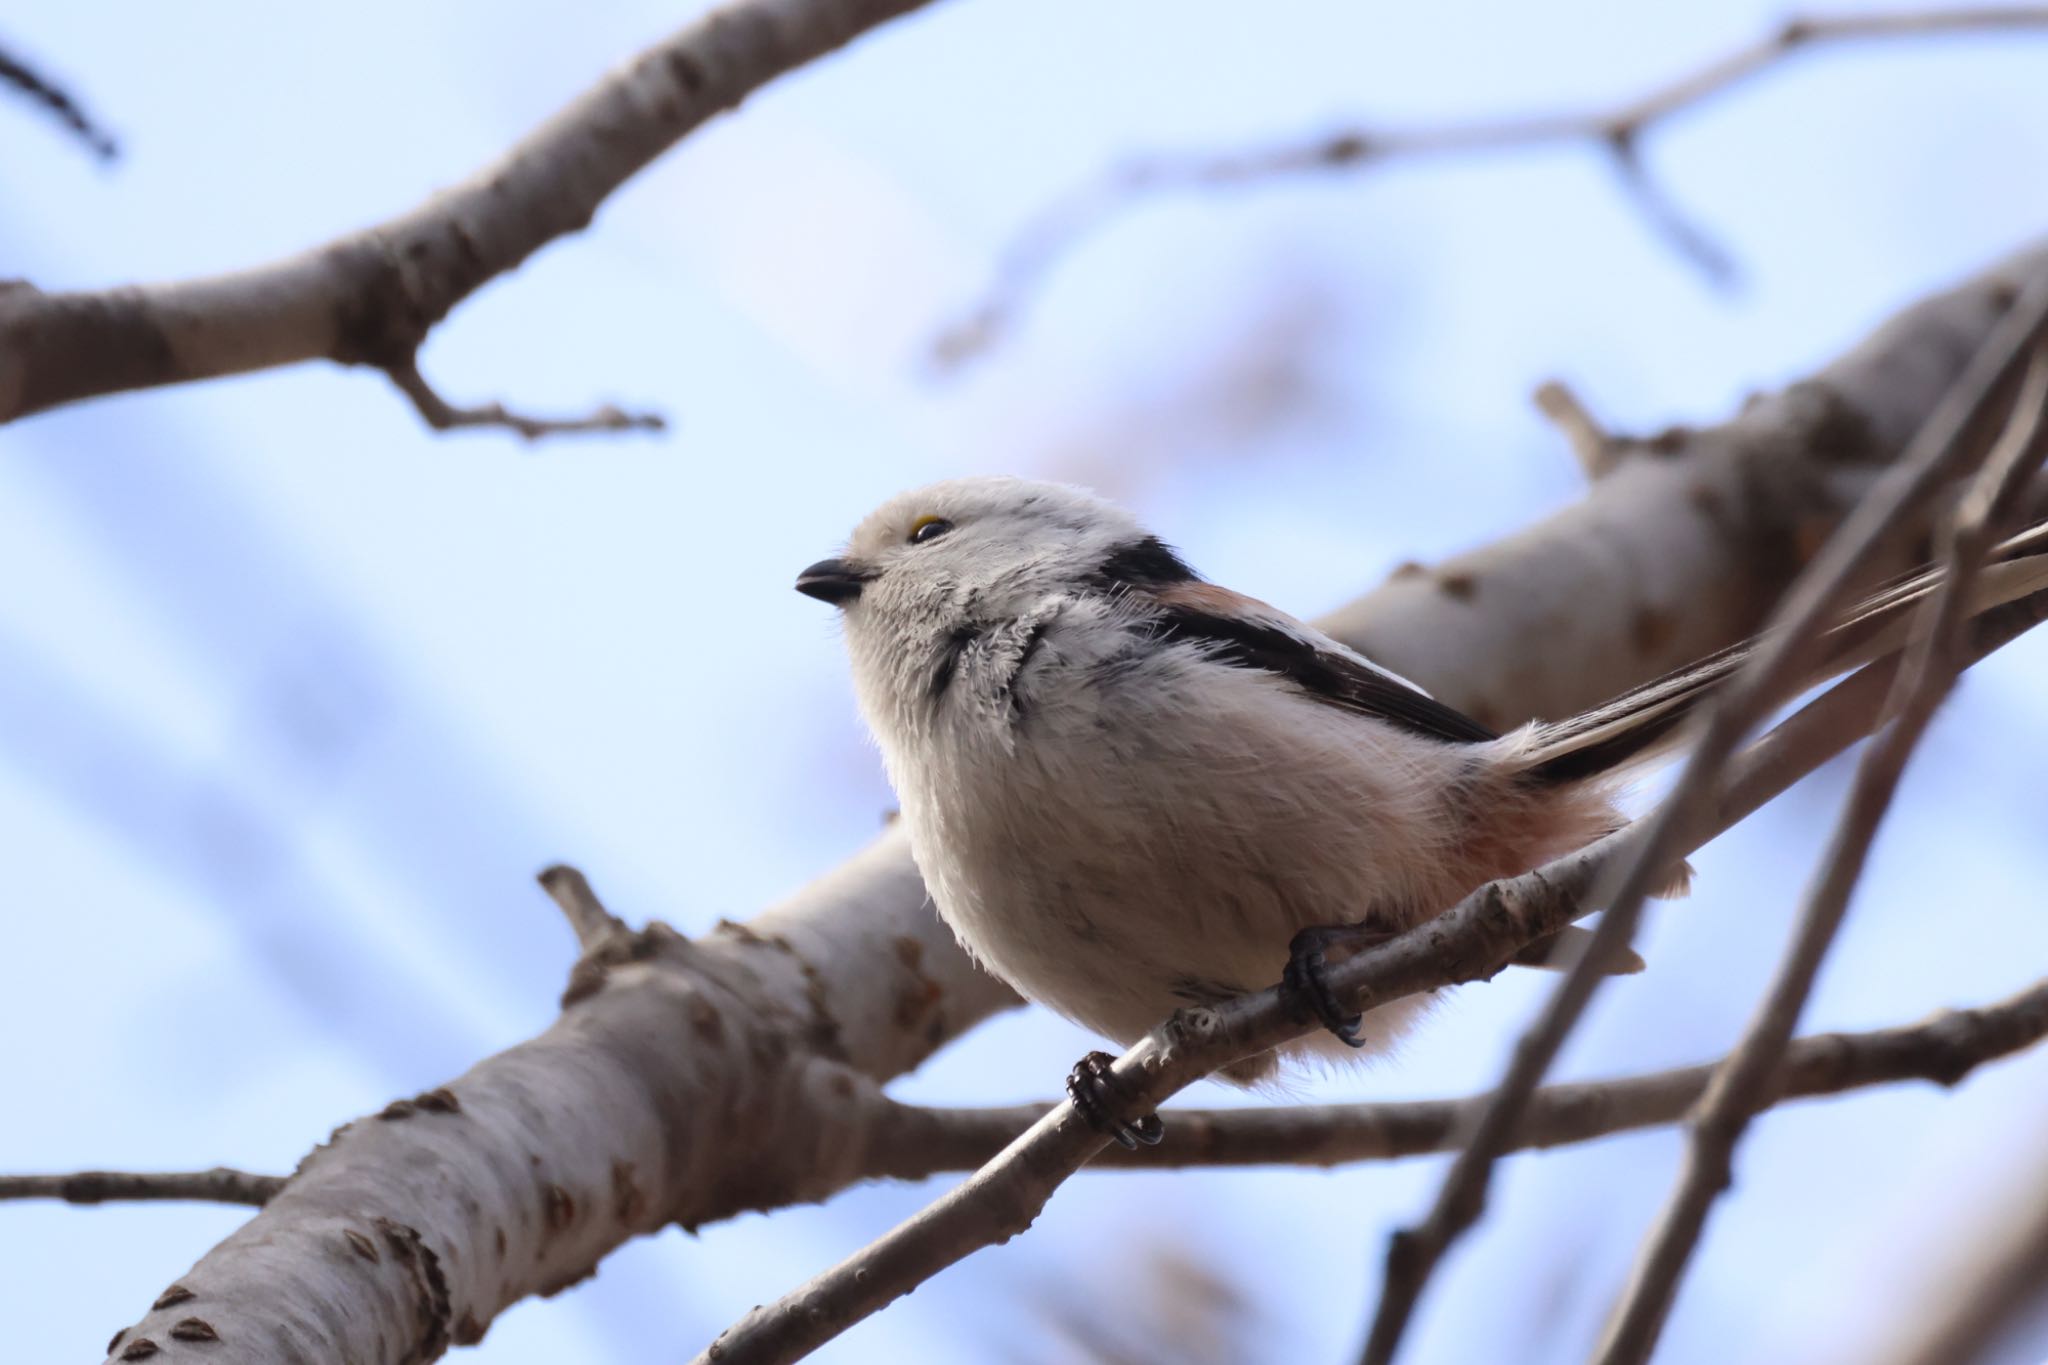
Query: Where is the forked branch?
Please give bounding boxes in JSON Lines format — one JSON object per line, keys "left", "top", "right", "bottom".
{"left": 933, "top": 7, "right": 2048, "bottom": 367}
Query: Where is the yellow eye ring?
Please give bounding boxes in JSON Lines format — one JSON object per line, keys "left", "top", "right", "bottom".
{"left": 909, "top": 515, "right": 954, "bottom": 545}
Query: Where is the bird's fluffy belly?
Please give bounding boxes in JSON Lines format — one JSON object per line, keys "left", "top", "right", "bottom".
{"left": 900, "top": 683, "right": 1494, "bottom": 1057}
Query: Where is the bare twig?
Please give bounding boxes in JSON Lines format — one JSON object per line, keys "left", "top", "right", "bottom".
{"left": 691, "top": 579, "right": 2048, "bottom": 1365}
{"left": 385, "top": 358, "right": 664, "bottom": 441}
{"left": 1355, "top": 267, "right": 2048, "bottom": 1365}
{"left": 933, "top": 6, "right": 2048, "bottom": 367}
{"left": 0, "top": 38, "right": 117, "bottom": 160}
{"left": 0, "top": 0, "right": 941, "bottom": 432}
{"left": 1532, "top": 379, "right": 1618, "bottom": 479}
{"left": 1591, "top": 346, "right": 2048, "bottom": 1364}
{"left": 0, "top": 1167, "right": 281, "bottom": 1208}
{"left": 537, "top": 863, "right": 629, "bottom": 950}
{"left": 1878, "top": 1155, "right": 2048, "bottom": 1365}
{"left": 16, "top": 977, "right": 2044, "bottom": 1228}
{"left": 869, "top": 980, "right": 2048, "bottom": 1175}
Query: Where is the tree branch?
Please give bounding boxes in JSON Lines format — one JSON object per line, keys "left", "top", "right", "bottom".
{"left": 21, "top": 978, "right": 2046, "bottom": 1220}
{"left": 932, "top": 6, "right": 2048, "bottom": 367}
{"left": 0, "top": 0, "right": 942, "bottom": 434}
{"left": 1357, "top": 255, "right": 2048, "bottom": 1365}
{"left": 864, "top": 979, "right": 2048, "bottom": 1173}
{"left": 1878, "top": 1152, "right": 2048, "bottom": 1365}
{"left": 83, "top": 240, "right": 2048, "bottom": 1363}
{"left": 0, "top": 1168, "right": 281, "bottom": 1209}
{"left": 1591, "top": 344, "right": 2048, "bottom": 1364}
{"left": 0, "top": 37, "right": 117, "bottom": 160}
{"left": 383, "top": 357, "right": 664, "bottom": 442}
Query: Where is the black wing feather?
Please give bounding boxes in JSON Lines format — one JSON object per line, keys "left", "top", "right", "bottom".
{"left": 1148, "top": 604, "right": 1498, "bottom": 746}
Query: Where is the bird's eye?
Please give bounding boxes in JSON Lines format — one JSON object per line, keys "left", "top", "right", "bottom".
{"left": 908, "top": 516, "right": 954, "bottom": 545}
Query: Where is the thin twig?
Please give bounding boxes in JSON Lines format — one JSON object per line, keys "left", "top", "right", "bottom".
{"left": 384, "top": 359, "right": 665, "bottom": 443}
{"left": 690, "top": 579, "right": 2048, "bottom": 1365}
{"left": 1591, "top": 346, "right": 2048, "bottom": 1364}
{"left": 1354, "top": 268, "right": 2048, "bottom": 1365}
{"left": 1532, "top": 379, "right": 1618, "bottom": 479}
{"left": 12, "top": 984, "right": 2041, "bottom": 1238}
{"left": 932, "top": 6, "right": 2048, "bottom": 367}
{"left": 537, "top": 863, "right": 629, "bottom": 950}
{"left": 0, "top": 1167, "right": 281, "bottom": 1208}
{"left": 0, "top": 40, "right": 117, "bottom": 160}
{"left": 869, "top": 980, "right": 2048, "bottom": 1174}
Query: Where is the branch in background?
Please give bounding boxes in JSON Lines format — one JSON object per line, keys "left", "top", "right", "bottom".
{"left": 80, "top": 241, "right": 2048, "bottom": 1362}
{"left": 1878, "top": 1151, "right": 2048, "bottom": 1365}
{"left": 385, "top": 358, "right": 664, "bottom": 442}
{"left": 931, "top": 6, "right": 2048, "bottom": 368}
{"left": 0, "top": 1168, "right": 280, "bottom": 1208}
{"left": 20, "top": 976, "right": 2046, "bottom": 1217}
{"left": 693, "top": 583, "right": 2048, "bottom": 1365}
{"left": 1357, "top": 260, "right": 2048, "bottom": 1365}
{"left": 0, "top": 0, "right": 943, "bottom": 437}
{"left": 1591, "top": 345, "right": 2048, "bottom": 1364}
{"left": 868, "top": 980, "right": 2048, "bottom": 1174}
{"left": 0, "top": 36, "right": 117, "bottom": 160}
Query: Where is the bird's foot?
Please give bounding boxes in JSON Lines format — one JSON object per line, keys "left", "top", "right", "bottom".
{"left": 1065, "top": 1050, "right": 1163, "bottom": 1150}
{"left": 1283, "top": 923, "right": 1392, "bottom": 1048}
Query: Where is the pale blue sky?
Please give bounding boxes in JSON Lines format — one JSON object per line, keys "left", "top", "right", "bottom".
{"left": 6, "top": 3, "right": 2048, "bottom": 1361}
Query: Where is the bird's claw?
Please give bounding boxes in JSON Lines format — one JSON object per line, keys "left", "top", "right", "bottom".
{"left": 1284, "top": 925, "right": 1380, "bottom": 1048}
{"left": 1066, "top": 1050, "right": 1164, "bottom": 1150}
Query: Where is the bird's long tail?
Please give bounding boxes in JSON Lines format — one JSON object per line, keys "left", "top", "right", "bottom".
{"left": 1519, "top": 519, "right": 2048, "bottom": 786}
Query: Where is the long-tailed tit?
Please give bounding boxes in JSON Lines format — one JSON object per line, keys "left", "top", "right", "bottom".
{"left": 798, "top": 477, "right": 2048, "bottom": 1146}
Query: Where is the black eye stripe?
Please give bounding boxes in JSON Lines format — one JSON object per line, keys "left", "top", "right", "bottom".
{"left": 909, "top": 517, "right": 955, "bottom": 545}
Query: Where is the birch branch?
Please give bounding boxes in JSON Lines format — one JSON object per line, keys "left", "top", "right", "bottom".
{"left": 79, "top": 240, "right": 2048, "bottom": 1363}
{"left": 0, "top": 0, "right": 941, "bottom": 435}
{"left": 932, "top": 6, "right": 2048, "bottom": 367}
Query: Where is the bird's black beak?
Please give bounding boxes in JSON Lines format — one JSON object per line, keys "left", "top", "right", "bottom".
{"left": 795, "top": 558, "right": 873, "bottom": 606}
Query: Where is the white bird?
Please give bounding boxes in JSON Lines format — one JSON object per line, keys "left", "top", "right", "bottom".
{"left": 797, "top": 477, "right": 2048, "bottom": 1146}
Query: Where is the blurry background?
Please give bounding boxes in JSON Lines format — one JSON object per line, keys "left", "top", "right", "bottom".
{"left": 5, "top": 2, "right": 2048, "bottom": 1361}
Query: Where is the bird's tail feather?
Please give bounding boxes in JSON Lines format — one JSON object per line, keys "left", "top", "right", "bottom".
{"left": 1520, "top": 520, "right": 2048, "bottom": 786}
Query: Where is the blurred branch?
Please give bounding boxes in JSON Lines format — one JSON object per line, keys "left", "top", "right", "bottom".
{"left": 0, "top": 0, "right": 942, "bottom": 436}
{"left": 697, "top": 586, "right": 2048, "bottom": 1365}
{"left": 87, "top": 241, "right": 2048, "bottom": 1362}
{"left": 1532, "top": 379, "right": 1619, "bottom": 479}
{"left": 385, "top": 357, "right": 664, "bottom": 442}
{"left": 1360, "top": 258, "right": 2048, "bottom": 1365}
{"left": 0, "top": 36, "right": 117, "bottom": 160}
{"left": 0, "top": 1167, "right": 280, "bottom": 1208}
{"left": 1594, "top": 344, "right": 2048, "bottom": 1364}
{"left": 537, "top": 863, "right": 629, "bottom": 951}
{"left": 932, "top": 6, "right": 2048, "bottom": 368}
{"left": 868, "top": 980, "right": 2048, "bottom": 1173}
{"left": 1878, "top": 1151, "right": 2048, "bottom": 1365}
